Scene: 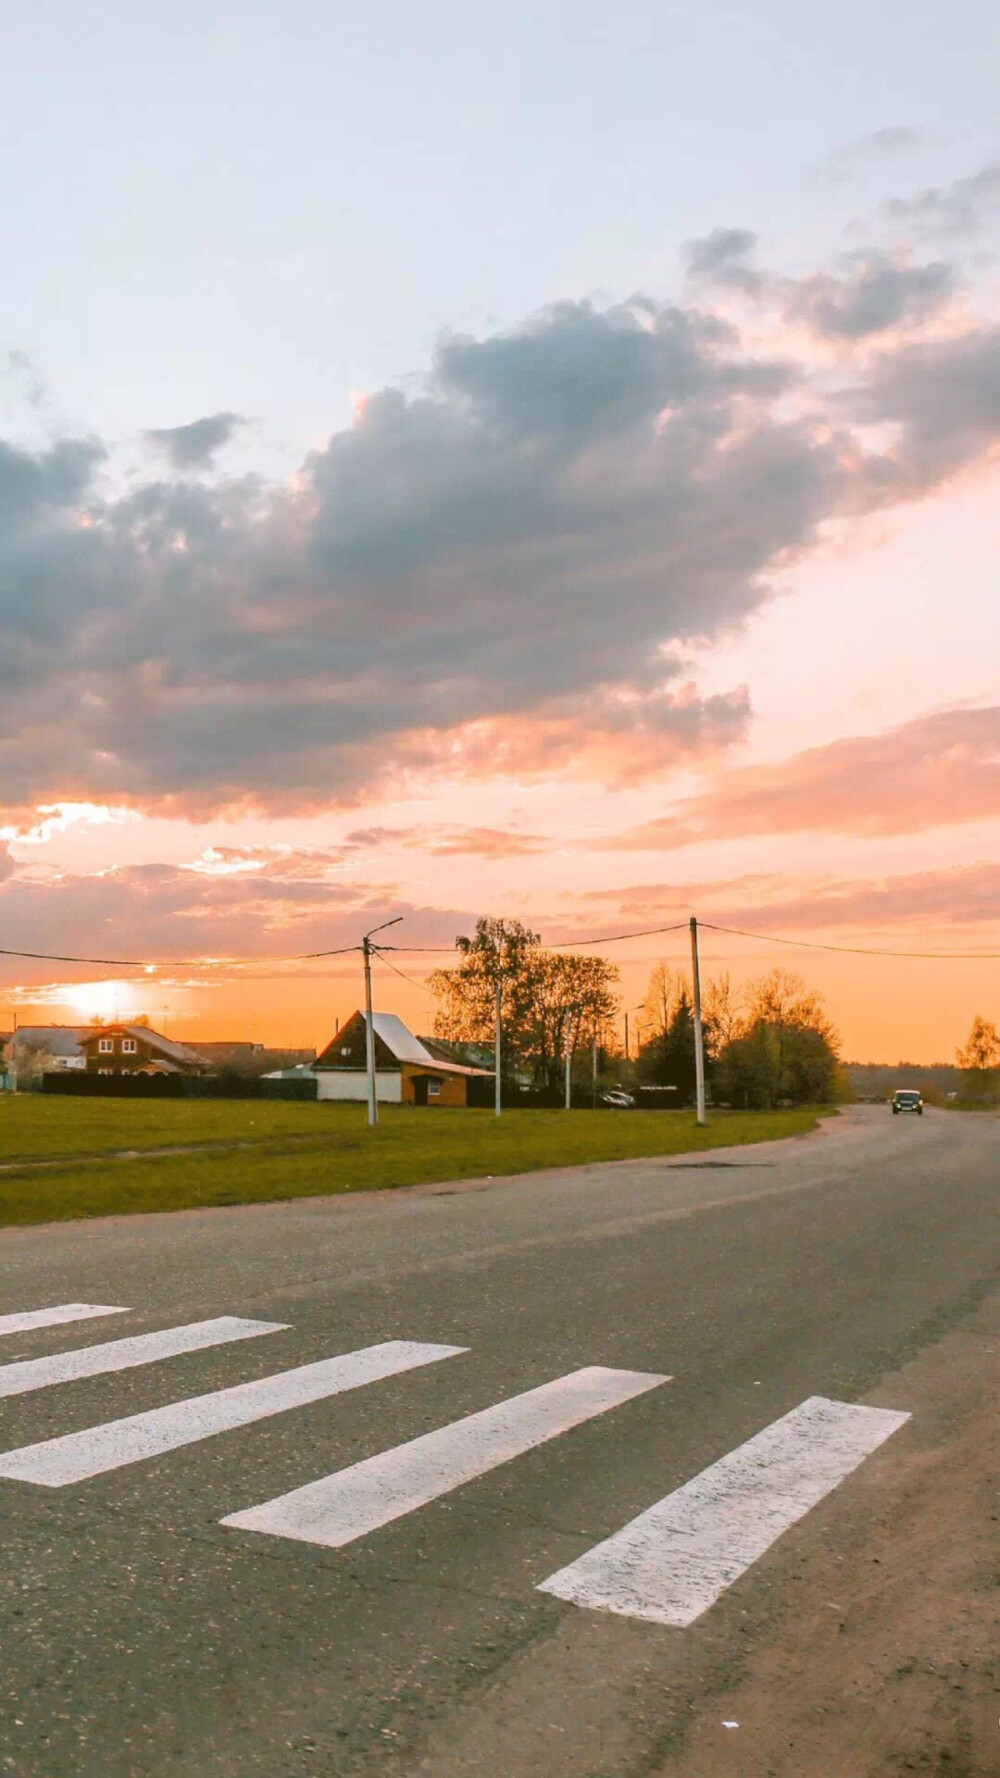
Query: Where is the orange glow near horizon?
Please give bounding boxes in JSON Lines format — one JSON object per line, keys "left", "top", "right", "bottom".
{"left": 5, "top": 934, "right": 999, "bottom": 1065}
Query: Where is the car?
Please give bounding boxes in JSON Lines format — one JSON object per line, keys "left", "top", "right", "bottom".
{"left": 891, "top": 1089, "right": 923, "bottom": 1116}
{"left": 599, "top": 1090, "right": 635, "bottom": 1109}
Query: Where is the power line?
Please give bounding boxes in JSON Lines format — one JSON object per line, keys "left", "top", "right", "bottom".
{"left": 548, "top": 921, "right": 690, "bottom": 949}
{"left": 289, "top": 943, "right": 361, "bottom": 961}
{"left": 6, "top": 917, "right": 999, "bottom": 974}
{"left": 700, "top": 922, "right": 1000, "bottom": 960}
{"left": 372, "top": 948, "right": 435, "bottom": 994}
{"left": 0, "top": 946, "right": 146, "bottom": 966}
{"left": 0, "top": 941, "right": 362, "bottom": 969}
{"left": 381, "top": 920, "right": 691, "bottom": 956}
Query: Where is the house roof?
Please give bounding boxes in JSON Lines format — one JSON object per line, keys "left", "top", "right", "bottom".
{"left": 193, "top": 1042, "right": 266, "bottom": 1059}
{"left": 369, "top": 1012, "right": 438, "bottom": 1065}
{"left": 419, "top": 1035, "right": 496, "bottom": 1071}
{"left": 84, "top": 1024, "right": 209, "bottom": 1067}
{"left": 317, "top": 1012, "right": 493, "bottom": 1077}
{"left": 11, "top": 1025, "right": 89, "bottom": 1058}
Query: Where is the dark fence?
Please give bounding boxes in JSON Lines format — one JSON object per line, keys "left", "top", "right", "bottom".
{"left": 42, "top": 1072, "right": 318, "bottom": 1101}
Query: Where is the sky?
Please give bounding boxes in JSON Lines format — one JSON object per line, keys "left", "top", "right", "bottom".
{"left": 2, "top": 0, "right": 1000, "bottom": 1063}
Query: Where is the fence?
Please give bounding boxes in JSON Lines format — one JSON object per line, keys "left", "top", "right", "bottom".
{"left": 41, "top": 1073, "right": 318, "bottom": 1102}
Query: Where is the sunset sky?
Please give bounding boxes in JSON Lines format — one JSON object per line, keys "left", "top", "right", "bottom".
{"left": 2, "top": 1, "right": 1000, "bottom": 1062}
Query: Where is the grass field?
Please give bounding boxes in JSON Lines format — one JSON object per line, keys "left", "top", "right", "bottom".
{"left": 0, "top": 1098, "right": 832, "bottom": 1228}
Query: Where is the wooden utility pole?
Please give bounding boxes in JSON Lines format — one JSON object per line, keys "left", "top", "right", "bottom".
{"left": 689, "top": 916, "right": 707, "bottom": 1126}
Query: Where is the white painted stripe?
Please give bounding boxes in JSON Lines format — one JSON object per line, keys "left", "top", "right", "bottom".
{"left": 0, "top": 1316, "right": 285, "bottom": 1401}
{"left": 538, "top": 1395, "right": 910, "bottom": 1627}
{"left": 0, "top": 1342, "right": 465, "bottom": 1486}
{"left": 0, "top": 1304, "right": 129, "bottom": 1338}
{"left": 222, "top": 1365, "right": 668, "bottom": 1549}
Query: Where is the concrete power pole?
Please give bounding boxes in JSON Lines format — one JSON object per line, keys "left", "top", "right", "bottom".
{"left": 494, "top": 977, "right": 502, "bottom": 1118}
{"left": 689, "top": 916, "right": 707, "bottom": 1127}
{"left": 564, "top": 1007, "right": 580, "bottom": 1111}
{"left": 362, "top": 935, "right": 378, "bottom": 1128}
{"left": 362, "top": 917, "right": 403, "bottom": 1129}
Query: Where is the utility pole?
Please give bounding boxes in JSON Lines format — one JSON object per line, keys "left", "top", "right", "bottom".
{"left": 689, "top": 916, "right": 707, "bottom": 1127}
{"left": 361, "top": 917, "right": 403, "bottom": 1129}
{"left": 592, "top": 1030, "right": 598, "bottom": 1108}
{"left": 564, "top": 1006, "right": 579, "bottom": 1111}
{"left": 624, "top": 1011, "right": 629, "bottom": 1063}
{"left": 494, "top": 977, "right": 502, "bottom": 1117}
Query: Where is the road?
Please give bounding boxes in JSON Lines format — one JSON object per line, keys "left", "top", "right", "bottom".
{"left": 0, "top": 1106, "right": 997, "bottom": 1777}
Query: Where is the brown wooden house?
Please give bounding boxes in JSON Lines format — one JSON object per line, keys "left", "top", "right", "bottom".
{"left": 313, "top": 1011, "right": 493, "bottom": 1106}
{"left": 82, "top": 1023, "right": 210, "bottom": 1077}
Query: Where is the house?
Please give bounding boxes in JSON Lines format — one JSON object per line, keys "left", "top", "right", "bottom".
{"left": 191, "top": 1041, "right": 267, "bottom": 1068}
{"left": 5, "top": 1026, "right": 89, "bottom": 1074}
{"left": 197, "top": 1043, "right": 316, "bottom": 1074}
{"left": 417, "top": 1035, "right": 496, "bottom": 1072}
{"left": 81, "top": 1023, "right": 210, "bottom": 1077}
{"left": 313, "top": 1011, "right": 494, "bottom": 1106}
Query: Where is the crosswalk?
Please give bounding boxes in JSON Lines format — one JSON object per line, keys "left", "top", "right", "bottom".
{"left": 222, "top": 1364, "right": 667, "bottom": 1549}
{"left": 0, "top": 1300, "right": 909, "bottom": 1627}
{"left": 0, "top": 1315, "right": 284, "bottom": 1399}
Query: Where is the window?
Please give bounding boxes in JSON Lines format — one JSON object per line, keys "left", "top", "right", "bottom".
{"left": 99, "top": 1038, "right": 113, "bottom": 1054}
{"left": 98, "top": 1068, "right": 113, "bottom": 1076}
{"left": 341, "top": 1046, "right": 350, "bottom": 1056}
{"left": 427, "top": 1079, "right": 442, "bottom": 1098}
{"left": 122, "top": 1038, "right": 137, "bottom": 1054}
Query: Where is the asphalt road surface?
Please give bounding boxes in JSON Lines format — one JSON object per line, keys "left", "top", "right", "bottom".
{"left": 0, "top": 1106, "right": 997, "bottom": 1777}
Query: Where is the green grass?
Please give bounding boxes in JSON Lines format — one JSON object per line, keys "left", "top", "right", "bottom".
{"left": 0, "top": 1095, "right": 337, "bottom": 1160}
{"left": 0, "top": 1100, "right": 831, "bottom": 1228}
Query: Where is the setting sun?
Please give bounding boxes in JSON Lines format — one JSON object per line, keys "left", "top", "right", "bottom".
{"left": 60, "top": 978, "right": 138, "bottom": 1024}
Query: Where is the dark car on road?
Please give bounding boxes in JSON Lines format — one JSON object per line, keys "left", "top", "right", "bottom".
{"left": 891, "top": 1089, "right": 923, "bottom": 1116}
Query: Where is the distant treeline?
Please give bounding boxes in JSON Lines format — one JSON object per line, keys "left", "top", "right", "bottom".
{"left": 846, "top": 1062, "right": 962, "bottom": 1100}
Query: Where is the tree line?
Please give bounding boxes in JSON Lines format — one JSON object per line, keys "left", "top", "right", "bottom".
{"left": 430, "top": 917, "right": 844, "bottom": 1108}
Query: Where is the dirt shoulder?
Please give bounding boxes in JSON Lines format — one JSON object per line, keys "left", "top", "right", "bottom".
{"left": 656, "top": 1292, "right": 1000, "bottom": 1778}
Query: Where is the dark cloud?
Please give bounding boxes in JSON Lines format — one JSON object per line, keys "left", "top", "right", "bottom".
{"left": 880, "top": 162, "right": 1000, "bottom": 237}
{"left": 787, "top": 253, "right": 954, "bottom": 339}
{"left": 600, "top": 707, "right": 1000, "bottom": 851}
{"left": 435, "top": 300, "right": 753, "bottom": 439}
{"left": 683, "top": 228, "right": 762, "bottom": 295}
{"left": 1, "top": 221, "right": 998, "bottom": 816}
{"left": 856, "top": 328, "right": 1000, "bottom": 486}
{"left": 144, "top": 412, "right": 247, "bottom": 470}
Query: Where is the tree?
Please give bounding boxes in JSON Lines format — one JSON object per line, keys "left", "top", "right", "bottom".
{"left": 639, "top": 965, "right": 681, "bottom": 1048}
{"left": 713, "top": 970, "right": 840, "bottom": 1109}
{"left": 12, "top": 1041, "right": 56, "bottom": 1092}
{"left": 429, "top": 918, "right": 540, "bottom": 1089}
{"left": 637, "top": 985, "right": 697, "bottom": 1100}
{"left": 430, "top": 917, "right": 619, "bottom": 1094}
{"left": 956, "top": 1015, "right": 1000, "bottom": 1101}
{"left": 702, "top": 972, "right": 741, "bottom": 1056}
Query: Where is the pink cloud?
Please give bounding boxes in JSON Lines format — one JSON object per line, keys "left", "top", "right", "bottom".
{"left": 603, "top": 705, "right": 1000, "bottom": 850}
{"left": 576, "top": 859, "right": 1000, "bottom": 932}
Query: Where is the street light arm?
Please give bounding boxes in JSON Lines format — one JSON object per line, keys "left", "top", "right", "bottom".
{"left": 363, "top": 916, "right": 404, "bottom": 942}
